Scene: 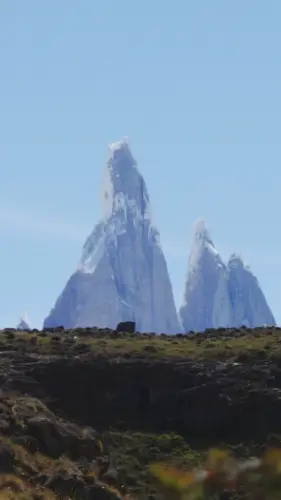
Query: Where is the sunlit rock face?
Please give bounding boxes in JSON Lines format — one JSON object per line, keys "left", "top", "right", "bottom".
{"left": 179, "top": 221, "right": 276, "bottom": 333}
{"left": 44, "top": 139, "right": 180, "bottom": 334}
{"left": 179, "top": 220, "right": 232, "bottom": 332}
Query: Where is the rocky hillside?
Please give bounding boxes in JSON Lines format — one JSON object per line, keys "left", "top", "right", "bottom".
{"left": 0, "top": 326, "right": 281, "bottom": 499}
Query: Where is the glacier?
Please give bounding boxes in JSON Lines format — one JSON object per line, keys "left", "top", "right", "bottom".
{"left": 43, "top": 138, "right": 181, "bottom": 333}
{"left": 179, "top": 220, "right": 276, "bottom": 332}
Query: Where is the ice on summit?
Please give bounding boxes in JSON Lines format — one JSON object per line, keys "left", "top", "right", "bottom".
{"left": 44, "top": 139, "right": 180, "bottom": 333}
{"left": 179, "top": 219, "right": 232, "bottom": 333}
{"left": 179, "top": 221, "right": 276, "bottom": 333}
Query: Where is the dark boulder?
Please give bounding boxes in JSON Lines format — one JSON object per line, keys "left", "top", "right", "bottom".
{"left": 116, "top": 321, "right": 136, "bottom": 334}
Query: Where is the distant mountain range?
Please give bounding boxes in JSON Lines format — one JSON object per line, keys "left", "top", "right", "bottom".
{"left": 39, "top": 139, "right": 275, "bottom": 333}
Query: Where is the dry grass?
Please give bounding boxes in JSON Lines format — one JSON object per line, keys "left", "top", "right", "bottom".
{"left": 1, "top": 326, "right": 281, "bottom": 361}
{"left": 0, "top": 474, "right": 56, "bottom": 499}
{"left": 0, "top": 436, "right": 87, "bottom": 499}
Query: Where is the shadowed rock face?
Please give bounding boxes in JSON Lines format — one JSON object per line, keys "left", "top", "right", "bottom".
{"left": 44, "top": 139, "right": 180, "bottom": 334}
{"left": 27, "top": 354, "right": 281, "bottom": 443}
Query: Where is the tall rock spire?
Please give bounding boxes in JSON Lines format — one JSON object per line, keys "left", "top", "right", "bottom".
{"left": 44, "top": 139, "right": 180, "bottom": 333}
{"left": 179, "top": 219, "right": 232, "bottom": 332}
{"left": 17, "top": 313, "right": 31, "bottom": 330}
{"left": 179, "top": 220, "right": 276, "bottom": 333}
{"left": 227, "top": 253, "right": 276, "bottom": 327}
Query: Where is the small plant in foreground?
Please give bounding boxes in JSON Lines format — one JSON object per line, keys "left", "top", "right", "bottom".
{"left": 150, "top": 448, "right": 281, "bottom": 500}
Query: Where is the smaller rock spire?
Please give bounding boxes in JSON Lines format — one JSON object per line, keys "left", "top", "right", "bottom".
{"left": 17, "top": 313, "right": 31, "bottom": 330}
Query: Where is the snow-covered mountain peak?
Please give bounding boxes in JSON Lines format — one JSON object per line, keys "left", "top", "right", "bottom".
{"left": 101, "top": 137, "right": 151, "bottom": 223}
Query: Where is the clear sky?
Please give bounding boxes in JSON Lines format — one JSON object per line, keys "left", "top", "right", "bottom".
{"left": 0, "top": 1, "right": 281, "bottom": 328}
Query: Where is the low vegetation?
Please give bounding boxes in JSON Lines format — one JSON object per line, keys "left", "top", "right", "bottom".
{"left": 0, "top": 325, "right": 280, "bottom": 498}
{"left": 151, "top": 447, "right": 281, "bottom": 500}
{"left": 1, "top": 325, "right": 281, "bottom": 361}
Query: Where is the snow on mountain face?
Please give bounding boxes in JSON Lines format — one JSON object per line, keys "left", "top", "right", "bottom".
{"left": 227, "top": 254, "right": 276, "bottom": 328}
{"left": 179, "top": 220, "right": 232, "bottom": 332}
{"left": 43, "top": 139, "right": 180, "bottom": 333}
{"left": 179, "top": 221, "right": 276, "bottom": 333}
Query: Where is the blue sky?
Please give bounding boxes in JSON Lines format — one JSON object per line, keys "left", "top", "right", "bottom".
{"left": 0, "top": 1, "right": 281, "bottom": 328}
